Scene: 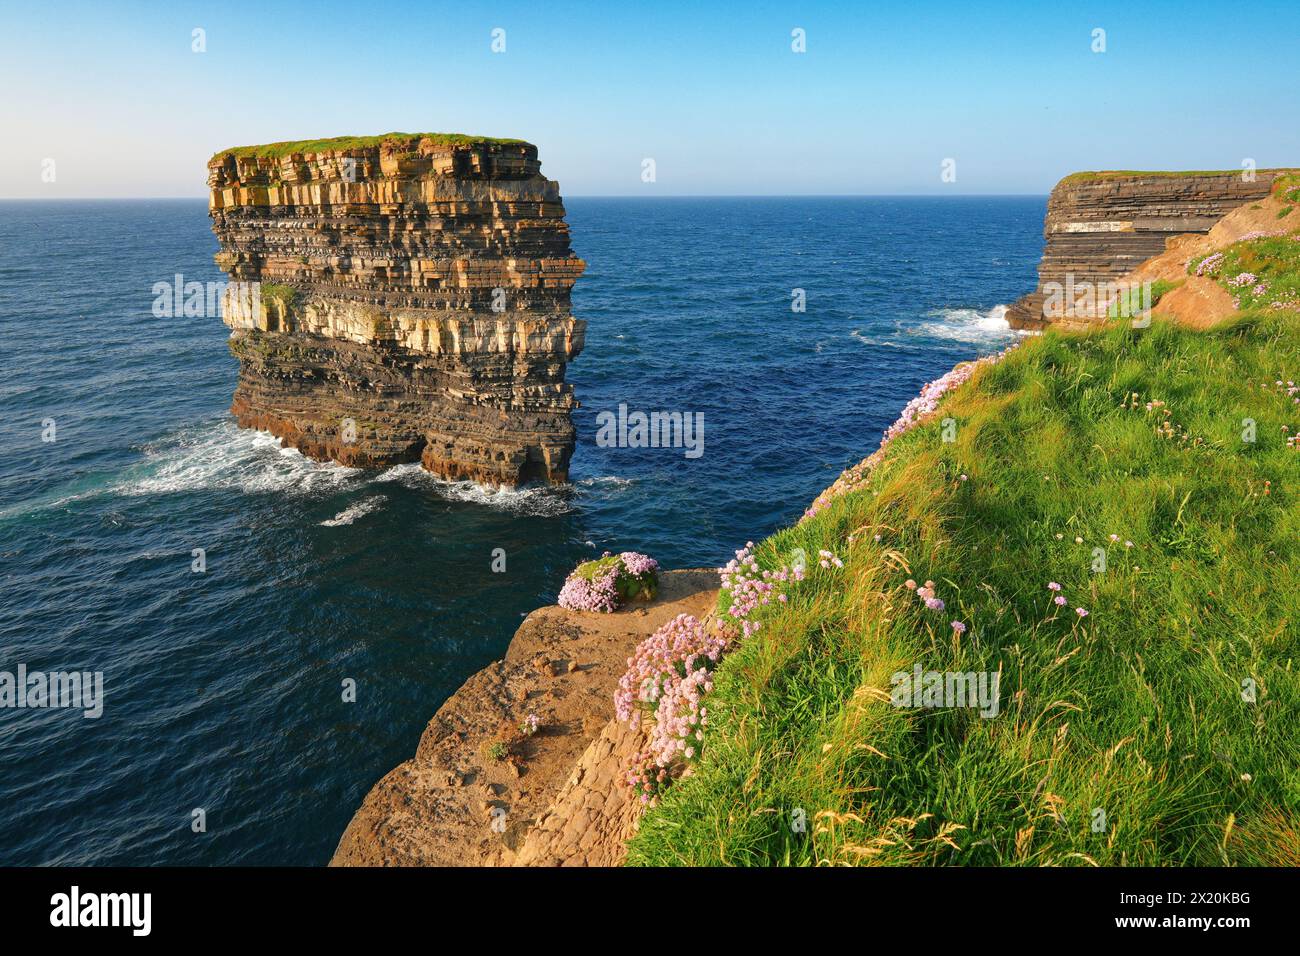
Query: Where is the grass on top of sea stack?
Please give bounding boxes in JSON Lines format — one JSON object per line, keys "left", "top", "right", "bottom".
{"left": 628, "top": 310, "right": 1300, "bottom": 866}
{"left": 209, "top": 132, "right": 528, "bottom": 163}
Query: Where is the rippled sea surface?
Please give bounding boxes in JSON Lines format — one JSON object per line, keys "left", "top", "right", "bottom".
{"left": 0, "top": 196, "right": 1043, "bottom": 864}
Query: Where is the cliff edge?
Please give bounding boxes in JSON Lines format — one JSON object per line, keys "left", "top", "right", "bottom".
{"left": 1006, "top": 170, "right": 1285, "bottom": 328}
{"left": 330, "top": 569, "right": 718, "bottom": 866}
{"left": 332, "top": 167, "right": 1300, "bottom": 868}
{"left": 625, "top": 172, "right": 1300, "bottom": 866}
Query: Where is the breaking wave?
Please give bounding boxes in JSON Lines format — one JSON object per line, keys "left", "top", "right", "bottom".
{"left": 913, "top": 304, "right": 1021, "bottom": 344}
{"left": 575, "top": 475, "right": 636, "bottom": 489}
{"left": 5, "top": 421, "right": 576, "bottom": 521}
{"left": 372, "top": 463, "right": 574, "bottom": 516}
{"left": 114, "top": 422, "right": 361, "bottom": 497}
{"left": 320, "top": 494, "right": 387, "bottom": 527}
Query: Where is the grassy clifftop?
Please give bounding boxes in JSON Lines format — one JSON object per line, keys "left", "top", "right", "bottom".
{"left": 628, "top": 229, "right": 1300, "bottom": 865}
{"left": 1060, "top": 169, "right": 1298, "bottom": 184}
{"left": 209, "top": 132, "right": 528, "bottom": 163}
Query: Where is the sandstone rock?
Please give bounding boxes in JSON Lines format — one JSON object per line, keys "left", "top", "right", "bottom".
{"left": 207, "top": 135, "right": 585, "bottom": 486}
{"left": 329, "top": 570, "right": 719, "bottom": 867}
{"left": 1006, "top": 171, "right": 1282, "bottom": 329}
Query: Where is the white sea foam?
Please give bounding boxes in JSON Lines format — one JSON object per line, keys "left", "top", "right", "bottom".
{"left": 118, "top": 423, "right": 573, "bottom": 514}
{"left": 849, "top": 328, "right": 907, "bottom": 349}
{"left": 576, "top": 475, "right": 636, "bottom": 489}
{"left": 373, "top": 463, "right": 573, "bottom": 516}
{"left": 914, "top": 304, "right": 1021, "bottom": 344}
{"left": 0, "top": 488, "right": 95, "bottom": 521}
{"left": 845, "top": 305, "right": 1026, "bottom": 350}
{"left": 8, "top": 419, "right": 578, "bottom": 520}
{"left": 115, "top": 422, "right": 361, "bottom": 497}
{"left": 320, "top": 495, "right": 386, "bottom": 527}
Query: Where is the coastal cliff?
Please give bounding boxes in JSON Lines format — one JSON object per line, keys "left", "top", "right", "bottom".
{"left": 1006, "top": 171, "right": 1281, "bottom": 328}
{"left": 332, "top": 169, "right": 1300, "bottom": 868}
{"left": 623, "top": 173, "right": 1300, "bottom": 866}
{"left": 208, "top": 133, "right": 585, "bottom": 485}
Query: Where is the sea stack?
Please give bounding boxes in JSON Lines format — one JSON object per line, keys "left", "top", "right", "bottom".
{"left": 207, "top": 133, "right": 585, "bottom": 485}
{"left": 1006, "top": 171, "right": 1280, "bottom": 329}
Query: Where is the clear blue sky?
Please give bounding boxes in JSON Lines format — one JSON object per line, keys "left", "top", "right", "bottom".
{"left": 3, "top": 0, "right": 1296, "bottom": 197}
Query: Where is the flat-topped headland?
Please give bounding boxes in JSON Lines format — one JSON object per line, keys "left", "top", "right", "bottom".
{"left": 1006, "top": 169, "right": 1287, "bottom": 328}
{"left": 208, "top": 133, "right": 585, "bottom": 485}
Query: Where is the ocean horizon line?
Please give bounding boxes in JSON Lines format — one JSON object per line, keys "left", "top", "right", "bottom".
{"left": 0, "top": 192, "right": 1051, "bottom": 202}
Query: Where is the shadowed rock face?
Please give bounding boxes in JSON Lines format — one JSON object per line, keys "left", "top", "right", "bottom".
{"left": 208, "top": 136, "right": 585, "bottom": 485}
{"left": 328, "top": 569, "right": 720, "bottom": 867}
{"left": 1007, "top": 172, "right": 1280, "bottom": 329}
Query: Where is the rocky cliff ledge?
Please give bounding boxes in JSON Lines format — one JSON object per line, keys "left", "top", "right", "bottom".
{"left": 331, "top": 570, "right": 718, "bottom": 866}
{"left": 1006, "top": 171, "right": 1281, "bottom": 329}
{"left": 208, "top": 133, "right": 585, "bottom": 485}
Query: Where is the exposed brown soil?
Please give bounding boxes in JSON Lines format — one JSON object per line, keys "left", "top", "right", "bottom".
{"left": 1151, "top": 276, "right": 1239, "bottom": 329}
{"left": 1118, "top": 188, "right": 1292, "bottom": 329}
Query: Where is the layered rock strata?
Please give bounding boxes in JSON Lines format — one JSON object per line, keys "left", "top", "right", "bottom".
{"left": 1006, "top": 171, "right": 1281, "bottom": 329}
{"left": 208, "top": 134, "right": 585, "bottom": 485}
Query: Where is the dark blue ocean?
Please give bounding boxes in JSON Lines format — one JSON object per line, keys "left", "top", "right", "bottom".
{"left": 0, "top": 196, "right": 1043, "bottom": 865}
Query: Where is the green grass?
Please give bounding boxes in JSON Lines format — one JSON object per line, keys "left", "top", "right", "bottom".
{"left": 1107, "top": 278, "right": 1180, "bottom": 320}
{"left": 260, "top": 282, "right": 297, "bottom": 309}
{"left": 1061, "top": 169, "right": 1297, "bottom": 184}
{"left": 628, "top": 312, "right": 1300, "bottom": 866}
{"left": 572, "top": 554, "right": 659, "bottom": 603}
{"left": 1190, "top": 233, "right": 1300, "bottom": 311}
{"left": 210, "top": 132, "right": 528, "bottom": 163}
{"left": 1276, "top": 174, "right": 1300, "bottom": 219}
{"left": 1278, "top": 173, "right": 1300, "bottom": 206}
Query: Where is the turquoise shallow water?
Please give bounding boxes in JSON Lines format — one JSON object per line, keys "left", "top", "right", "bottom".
{"left": 0, "top": 196, "right": 1043, "bottom": 864}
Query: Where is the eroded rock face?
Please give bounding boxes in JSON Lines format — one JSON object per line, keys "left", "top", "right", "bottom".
{"left": 1006, "top": 172, "right": 1280, "bottom": 328}
{"left": 208, "top": 136, "right": 585, "bottom": 485}
{"left": 329, "top": 570, "right": 719, "bottom": 867}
